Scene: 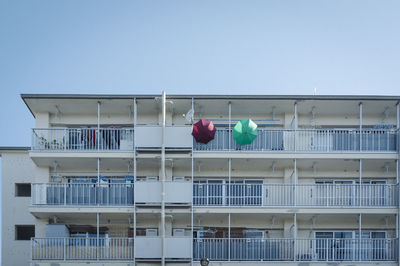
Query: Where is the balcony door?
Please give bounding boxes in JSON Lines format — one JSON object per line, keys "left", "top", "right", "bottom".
{"left": 315, "top": 180, "right": 354, "bottom": 206}
{"left": 193, "top": 179, "right": 224, "bottom": 206}
{"left": 356, "top": 231, "right": 387, "bottom": 261}
{"left": 357, "top": 180, "right": 387, "bottom": 206}
{"left": 228, "top": 180, "right": 263, "bottom": 206}
{"left": 315, "top": 231, "right": 354, "bottom": 261}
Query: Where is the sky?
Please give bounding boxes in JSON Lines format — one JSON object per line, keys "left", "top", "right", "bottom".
{"left": 0, "top": 0, "right": 399, "bottom": 260}
{"left": 0, "top": 0, "right": 400, "bottom": 146}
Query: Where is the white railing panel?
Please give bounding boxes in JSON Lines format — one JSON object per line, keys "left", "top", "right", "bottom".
{"left": 193, "top": 183, "right": 398, "bottom": 207}
{"left": 32, "top": 128, "right": 134, "bottom": 151}
{"left": 193, "top": 128, "right": 398, "bottom": 152}
{"left": 31, "top": 237, "right": 134, "bottom": 261}
{"left": 193, "top": 238, "right": 398, "bottom": 262}
{"left": 31, "top": 183, "right": 134, "bottom": 206}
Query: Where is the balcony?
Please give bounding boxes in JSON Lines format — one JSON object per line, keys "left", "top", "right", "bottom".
{"left": 31, "top": 183, "right": 134, "bottom": 206}
{"left": 194, "top": 128, "right": 398, "bottom": 152}
{"left": 32, "top": 128, "right": 134, "bottom": 151}
{"left": 193, "top": 238, "right": 398, "bottom": 262}
{"left": 193, "top": 183, "right": 398, "bottom": 207}
{"left": 31, "top": 183, "right": 398, "bottom": 208}
{"left": 31, "top": 237, "right": 134, "bottom": 261}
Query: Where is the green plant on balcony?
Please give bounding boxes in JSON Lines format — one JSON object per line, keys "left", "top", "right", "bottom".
{"left": 37, "top": 136, "right": 64, "bottom": 150}
{"left": 48, "top": 139, "right": 64, "bottom": 150}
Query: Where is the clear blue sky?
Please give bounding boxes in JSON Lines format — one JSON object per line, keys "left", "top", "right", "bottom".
{"left": 1, "top": 0, "right": 400, "bottom": 147}
{"left": 0, "top": 0, "right": 399, "bottom": 259}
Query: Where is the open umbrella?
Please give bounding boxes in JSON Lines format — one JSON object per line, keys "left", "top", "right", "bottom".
{"left": 233, "top": 119, "right": 258, "bottom": 145}
{"left": 192, "top": 119, "right": 216, "bottom": 144}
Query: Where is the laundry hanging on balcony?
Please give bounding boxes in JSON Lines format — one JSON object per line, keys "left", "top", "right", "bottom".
{"left": 192, "top": 119, "right": 216, "bottom": 144}
{"left": 233, "top": 119, "right": 258, "bottom": 145}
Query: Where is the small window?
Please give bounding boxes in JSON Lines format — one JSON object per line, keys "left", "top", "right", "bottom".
{"left": 15, "top": 183, "right": 31, "bottom": 197}
{"left": 15, "top": 225, "right": 35, "bottom": 240}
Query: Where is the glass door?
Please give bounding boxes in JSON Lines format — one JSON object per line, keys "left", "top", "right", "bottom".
{"left": 333, "top": 231, "right": 354, "bottom": 261}
{"left": 315, "top": 231, "right": 353, "bottom": 261}
{"left": 207, "top": 180, "right": 224, "bottom": 205}
{"left": 244, "top": 180, "right": 263, "bottom": 206}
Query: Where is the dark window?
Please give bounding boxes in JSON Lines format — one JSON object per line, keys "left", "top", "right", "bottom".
{"left": 15, "top": 225, "right": 35, "bottom": 240}
{"left": 15, "top": 183, "right": 31, "bottom": 197}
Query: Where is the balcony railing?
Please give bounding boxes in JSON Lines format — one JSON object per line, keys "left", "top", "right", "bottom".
{"left": 193, "top": 238, "right": 398, "bottom": 261}
{"left": 31, "top": 183, "right": 134, "bottom": 206}
{"left": 193, "top": 183, "right": 398, "bottom": 207}
{"left": 31, "top": 183, "right": 397, "bottom": 207}
{"left": 32, "top": 128, "right": 134, "bottom": 151}
{"left": 194, "top": 128, "right": 398, "bottom": 152}
{"left": 31, "top": 237, "right": 134, "bottom": 260}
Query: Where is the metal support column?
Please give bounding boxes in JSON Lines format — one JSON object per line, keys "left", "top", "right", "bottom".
{"left": 191, "top": 97, "right": 194, "bottom": 266}
{"left": 359, "top": 159, "right": 362, "bottom": 206}
{"left": 97, "top": 101, "right": 101, "bottom": 151}
{"left": 359, "top": 213, "right": 362, "bottom": 261}
{"left": 293, "top": 213, "right": 297, "bottom": 261}
{"left": 294, "top": 102, "right": 297, "bottom": 152}
{"left": 396, "top": 102, "right": 399, "bottom": 129}
{"left": 228, "top": 158, "right": 231, "bottom": 206}
{"left": 133, "top": 98, "right": 137, "bottom": 264}
{"left": 97, "top": 212, "right": 100, "bottom": 260}
{"left": 397, "top": 158, "right": 400, "bottom": 266}
{"left": 161, "top": 91, "right": 166, "bottom": 266}
{"left": 359, "top": 102, "right": 363, "bottom": 151}
{"left": 228, "top": 213, "right": 231, "bottom": 261}
{"left": 228, "top": 101, "right": 232, "bottom": 150}
{"left": 294, "top": 159, "right": 297, "bottom": 206}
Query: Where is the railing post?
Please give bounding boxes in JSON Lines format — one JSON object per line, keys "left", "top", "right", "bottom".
{"left": 64, "top": 184, "right": 67, "bottom": 206}
{"left": 64, "top": 237, "right": 66, "bottom": 261}
{"left": 64, "top": 128, "right": 67, "bottom": 150}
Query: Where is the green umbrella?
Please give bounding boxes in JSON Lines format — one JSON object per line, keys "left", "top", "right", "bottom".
{"left": 233, "top": 119, "right": 258, "bottom": 145}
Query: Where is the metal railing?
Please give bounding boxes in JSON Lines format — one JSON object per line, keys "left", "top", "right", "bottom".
{"left": 193, "top": 238, "right": 398, "bottom": 261}
{"left": 31, "top": 237, "right": 134, "bottom": 260}
{"left": 193, "top": 128, "right": 398, "bottom": 152}
{"left": 31, "top": 183, "right": 134, "bottom": 206}
{"left": 32, "top": 128, "right": 134, "bottom": 151}
{"left": 193, "top": 183, "right": 398, "bottom": 207}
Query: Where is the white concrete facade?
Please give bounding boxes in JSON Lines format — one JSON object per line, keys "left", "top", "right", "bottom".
{"left": 1, "top": 93, "right": 400, "bottom": 266}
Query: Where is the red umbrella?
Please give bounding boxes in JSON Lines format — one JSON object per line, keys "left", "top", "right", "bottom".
{"left": 192, "top": 119, "right": 216, "bottom": 144}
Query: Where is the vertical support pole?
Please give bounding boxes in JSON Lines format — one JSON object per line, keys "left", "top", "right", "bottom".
{"left": 97, "top": 101, "right": 101, "bottom": 150}
{"left": 63, "top": 237, "right": 66, "bottom": 261}
{"left": 191, "top": 97, "right": 194, "bottom": 266}
{"left": 228, "top": 101, "right": 232, "bottom": 150}
{"left": 228, "top": 213, "right": 231, "bottom": 261}
{"left": 97, "top": 212, "right": 100, "bottom": 260}
{"left": 294, "top": 159, "right": 297, "bottom": 206}
{"left": 397, "top": 159, "right": 399, "bottom": 184}
{"left": 359, "top": 159, "right": 362, "bottom": 206}
{"left": 293, "top": 213, "right": 297, "bottom": 261}
{"left": 396, "top": 214, "right": 399, "bottom": 241}
{"left": 359, "top": 102, "right": 363, "bottom": 151}
{"left": 294, "top": 102, "right": 297, "bottom": 152}
{"left": 228, "top": 158, "right": 232, "bottom": 260}
{"left": 228, "top": 158, "right": 231, "bottom": 206}
{"left": 397, "top": 158, "right": 400, "bottom": 265}
{"left": 97, "top": 158, "right": 100, "bottom": 184}
{"left": 396, "top": 102, "right": 399, "bottom": 129}
{"left": 161, "top": 91, "right": 166, "bottom": 266}
{"left": 397, "top": 213, "right": 400, "bottom": 265}
{"left": 358, "top": 213, "right": 362, "bottom": 261}
{"left": 133, "top": 98, "right": 137, "bottom": 264}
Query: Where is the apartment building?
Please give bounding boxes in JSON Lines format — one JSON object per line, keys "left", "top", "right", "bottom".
{"left": 1, "top": 93, "right": 400, "bottom": 266}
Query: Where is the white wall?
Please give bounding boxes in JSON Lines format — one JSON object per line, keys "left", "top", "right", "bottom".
{"left": 1, "top": 151, "right": 48, "bottom": 266}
